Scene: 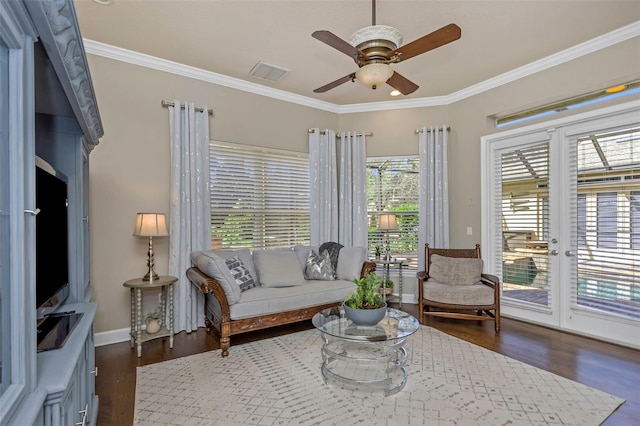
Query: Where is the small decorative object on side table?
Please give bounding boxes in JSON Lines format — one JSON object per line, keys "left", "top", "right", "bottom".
{"left": 372, "top": 258, "right": 405, "bottom": 308}
{"left": 123, "top": 275, "right": 177, "bottom": 357}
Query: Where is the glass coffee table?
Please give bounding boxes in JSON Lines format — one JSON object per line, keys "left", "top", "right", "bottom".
{"left": 312, "top": 307, "right": 419, "bottom": 396}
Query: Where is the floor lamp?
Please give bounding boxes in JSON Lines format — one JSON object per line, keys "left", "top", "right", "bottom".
{"left": 133, "top": 213, "right": 169, "bottom": 281}
{"left": 378, "top": 214, "right": 398, "bottom": 261}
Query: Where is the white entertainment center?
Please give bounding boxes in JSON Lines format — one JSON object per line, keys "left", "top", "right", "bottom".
{"left": 1, "top": 0, "right": 103, "bottom": 425}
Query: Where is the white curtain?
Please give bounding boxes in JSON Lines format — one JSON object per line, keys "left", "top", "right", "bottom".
{"left": 309, "top": 129, "right": 338, "bottom": 245}
{"left": 168, "top": 100, "right": 210, "bottom": 333}
{"left": 418, "top": 125, "right": 450, "bottom": 270}
{"left": 338, "top": 131, "right": 368, "bottom": 247}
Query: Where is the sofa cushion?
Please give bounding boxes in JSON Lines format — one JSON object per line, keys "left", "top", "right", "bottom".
{"left": 423, "top": 280, "right": 495, "bottom": 305}
{"left": 253, "top": 250, "right": 306, "bottom": 287}
{"left": 225, "top": 255, "right": 257, "bottom": 292}
{"left": 203, "top": 248, "right": 260, "bottom": 286}
{"left": 429, "top": 254, "right": 483, "bottom": 285}
{"left": 304, "top": 250, "right": 335, "bottom": 280}
{"left": 228, "top": 279, "right": 355, "bottom": 320}
{"left": 293, "top": 245, "right": 319, "bottom": 270}
{"left": 336, "top": 246, "right": 367, "bottom": 281}
{"left": 196, "top": 251, "right": 242, "bottom": 305}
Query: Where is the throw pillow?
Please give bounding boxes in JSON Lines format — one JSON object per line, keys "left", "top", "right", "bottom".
{"left": 252, "top": 250, "right": 306, "bottom": 287}
{"left": 319, "top": 241, "right": 344, "bottom": 277}
{"left": 429, "top": 254, "right": 483, "bottom": 286}
{"left": 304, "top": 250, "right": 335, "bottom": 280}
{"left": 196, "top": 252, "right": 242, "bottom": 304}
{"left": 202, "top": 248, "right": 260, "bottom": 286}
{"left": 225, "top": 255, "right": 257, "bottom": 292}
{"left": 335, "top": 246, "right": 367, "bottom": 281}
{"left": 293, "top": 245, "right": 319, "bottom": 270}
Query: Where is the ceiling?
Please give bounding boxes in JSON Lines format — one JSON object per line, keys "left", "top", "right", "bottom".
{"left": 73, "top": 1, "right": 640, "bottom": 106}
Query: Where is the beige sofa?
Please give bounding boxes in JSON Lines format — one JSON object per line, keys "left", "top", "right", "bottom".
{"left": 188, "top": 245, "right": 376, "bottom": 356}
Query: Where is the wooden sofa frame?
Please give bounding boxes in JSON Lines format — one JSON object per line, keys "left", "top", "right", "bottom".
{"left": 187, "top": 261, "right": 376, "bottom": 356}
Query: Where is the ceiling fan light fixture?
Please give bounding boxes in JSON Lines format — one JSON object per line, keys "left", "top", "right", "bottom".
{"left": 349, "top": 25, "right": 403, "bottom": 48}
{"left": 356, "top": 63, "right": 394, "bottom": 88}
{"left": 390, "top": 90, "right": 401, "bottom": 96}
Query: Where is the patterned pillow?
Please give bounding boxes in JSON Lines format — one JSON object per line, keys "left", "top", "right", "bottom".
{"left": 304, "top": 250, "right": 335, "bottom": 281}
{"left": 225, "top": 256, "right": 257, "bottom": 292}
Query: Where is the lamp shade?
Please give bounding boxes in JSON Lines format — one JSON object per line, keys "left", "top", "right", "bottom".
{"left": 133, "top": 213, "right": 168, "bottom": 237}
{"left": 378, "top": 214, "right": 398, "bottom": 231}
{"left": 356, "top": 63, "right": 394, "bottom": 88}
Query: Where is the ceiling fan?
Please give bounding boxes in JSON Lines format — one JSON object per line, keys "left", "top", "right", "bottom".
{"left": 312, "top": 0, "right": 461, "bottom": 95}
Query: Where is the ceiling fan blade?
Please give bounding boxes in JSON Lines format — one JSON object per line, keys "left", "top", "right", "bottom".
{"left": 312, "top": 30, "right": 361, "bottom": 59}
{"left": 313, "top": 73, "right": 356, "bottom": 93}
{"left": 392, "top": 23, "right": 461, "bottom": 62}
{"left": 387, "top": 71, "right": 419, "bottom": 95}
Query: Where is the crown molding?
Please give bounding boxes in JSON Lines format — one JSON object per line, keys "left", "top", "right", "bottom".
{"left": 83, "top": 39, "right": 340, "bottom": 114}
{"left": 84, "top": 20, "right": 639, "bottom": 115}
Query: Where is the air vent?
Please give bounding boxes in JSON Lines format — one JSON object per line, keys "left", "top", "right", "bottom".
{"left": 248, "top": 61, "right": 290, "bottom": 83}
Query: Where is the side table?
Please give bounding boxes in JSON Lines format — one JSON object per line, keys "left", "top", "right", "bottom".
{"left": 373, "top": 259, "right": 404, "bottom": 308}
{"left": 123, "top": 275, "right": 177, "bottom": 357}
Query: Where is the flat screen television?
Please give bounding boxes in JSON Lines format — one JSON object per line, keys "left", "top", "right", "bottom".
{"left": 35, "top": 157, "right": 69, "bottom": 319}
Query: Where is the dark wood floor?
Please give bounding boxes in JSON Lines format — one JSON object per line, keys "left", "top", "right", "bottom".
{"left": 95, "top": 304, "right": 640, "bottom": 425}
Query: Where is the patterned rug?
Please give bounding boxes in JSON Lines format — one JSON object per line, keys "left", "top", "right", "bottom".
{"left": 134, "top": 327, "right": 624, "bottom": 425}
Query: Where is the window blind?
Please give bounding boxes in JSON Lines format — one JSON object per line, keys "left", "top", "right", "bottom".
{"left": 572, "top": 128, "right": 640, "bottom": 320}
{"left": 500, "top": 142, "right": 551, "bottom": 307}
{"left": 209, "top": 141, "right": 310, "bottom": 250}
{"left": 366, "top": 157, "right": 419, "bottom": 268}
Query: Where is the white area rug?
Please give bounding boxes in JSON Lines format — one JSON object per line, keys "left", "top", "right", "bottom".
{"left": 134, "top": 327, "right": 624, "bottom": 425}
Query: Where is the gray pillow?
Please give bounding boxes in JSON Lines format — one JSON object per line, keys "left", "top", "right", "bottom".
{"left": 293, "top": 245, "right": 319, "bottom": 270}
{"left": 225, "top": 255, "right": 257, "bottom": 292}
{"left": 253, "top": 250, "right": 306, "bottom": 287}
{"left": 336, "top": 246, "right": 367, "bottom": 281}
{"left": 203, "top": 248, "right": 260, "bottom": 286}
{"left": 196, "top": 252, "right": 241, "bottom": 304}
{"left": 304, "top": 250, "right": 335, "bottom": 280}
{"left": 429, "top": 254, "right": 483, "bottom": 285}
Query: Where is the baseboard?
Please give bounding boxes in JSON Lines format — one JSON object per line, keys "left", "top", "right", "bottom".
{"left": 95, "top": 327, "right": 131, "bottom": 347}
{"left": 96, "top": 299, "right": 417, "bottom": 347}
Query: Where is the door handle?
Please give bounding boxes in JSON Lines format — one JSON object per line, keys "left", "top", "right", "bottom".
{"left": 565, "top": 250, "right": 576, "bottom": 257}
{"left": 549, "top": 250, "right": 558, "bottom": 256}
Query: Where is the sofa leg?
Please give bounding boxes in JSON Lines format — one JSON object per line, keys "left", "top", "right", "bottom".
{"left": 220, "top": 336, "right": 230, "bottom": 357}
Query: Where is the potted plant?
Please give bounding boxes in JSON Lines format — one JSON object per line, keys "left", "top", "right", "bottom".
{"left": 374, "top": 245, "right": 381, "bottom": 259}
{"left": 380, "top": 278, "right": 394, "bottom": 295}
{"left": 145, "top": 308, "right": 162, "bottom": 334}
{"left": 343, "top": 272, "right": 387, "bottom": 325}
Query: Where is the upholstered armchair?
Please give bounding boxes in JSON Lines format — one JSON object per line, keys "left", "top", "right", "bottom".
{"left": 417, "top": 243, "right": 500, "bottom": 332}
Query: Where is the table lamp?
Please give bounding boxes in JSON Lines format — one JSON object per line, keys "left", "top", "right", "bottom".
{"left": 133, "top": 213, "right": 169, "bottom": 281}
{"left": 378, "top": 214, "right": 398, "bottom": 261}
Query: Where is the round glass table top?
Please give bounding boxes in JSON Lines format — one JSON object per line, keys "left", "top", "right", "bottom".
{"left": 312, "top": 307, "right": 419, "bottom": 342}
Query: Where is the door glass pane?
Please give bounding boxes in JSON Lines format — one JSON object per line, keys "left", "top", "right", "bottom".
{"left": 575, "top": 128, "right": 640, "bottom": 320}
{"left": 501, "top": 143, "right": 550, "bottom": 306}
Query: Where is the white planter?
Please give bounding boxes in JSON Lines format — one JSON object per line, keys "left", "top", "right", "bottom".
{"left": 146, "top": 318, "right": 161, "bottom": 334}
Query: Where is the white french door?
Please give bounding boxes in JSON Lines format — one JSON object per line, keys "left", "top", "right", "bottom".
{"left": 482, "top": 101, "right": 640, "bottom": 348}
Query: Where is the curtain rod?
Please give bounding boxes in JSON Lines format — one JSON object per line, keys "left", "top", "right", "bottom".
{"left": 308, "top": 129, "right": 373, "bottom": 137}
{"left": 415, "top": 126, "right": 450, "bottom": 134}
{"left": 161, "top": 100, "right": 214, "bottom": 116}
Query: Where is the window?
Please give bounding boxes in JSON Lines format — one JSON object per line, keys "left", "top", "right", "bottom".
{"left": 366, "top": 157, "right": 419, "bottom": 268}
{"left": 632, "top": 191, "right": 640, "bottom": 249}
{"left": 209, "top": 141, "right": 310, "bottom": 250}
{"left": 496, "top": 80, "right": 640, "bottom": 127}
{"left": 596, "top": 192, "right": 617, "bottom": 249}
{"left": 577, "top": 194, "right": 587, "bottom": 247}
